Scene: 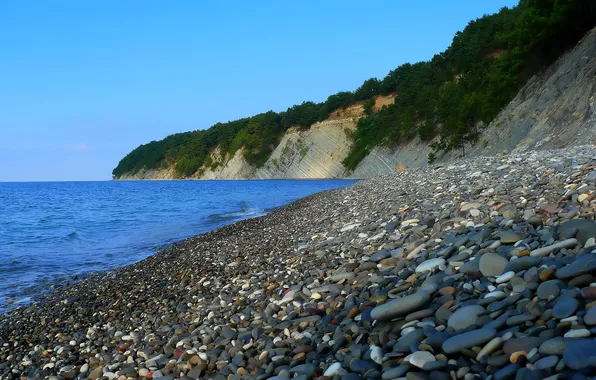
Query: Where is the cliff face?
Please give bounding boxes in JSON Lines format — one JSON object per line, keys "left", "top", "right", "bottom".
{"left": 200, "top": 118, "right": 356, "bottom": 179}
{"left": 352, "top": 26, "right": 596, "bottom": 176}
{"left": 459, "top": 26, "right": 596, "bottom": 157}
{"left": 119, "top": 27, "right": 596, "bottom": 180}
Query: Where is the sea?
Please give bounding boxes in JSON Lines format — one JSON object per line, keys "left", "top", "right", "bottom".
{"left": 0, "top": 180, "right": 355, "bottom": 312}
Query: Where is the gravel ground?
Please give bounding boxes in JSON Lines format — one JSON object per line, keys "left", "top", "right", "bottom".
{"left": 2, "top": 145, "right": 596, "bottom": 380}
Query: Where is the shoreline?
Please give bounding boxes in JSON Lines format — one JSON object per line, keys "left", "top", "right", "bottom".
{"left": 0, "top": 179, "right": 356, "bottom": 314}
{"left": 0, "top": 187, "right": 335, "bottom": 317}
{"left": 2, "top": 146, "right": 596, "bottom": 379}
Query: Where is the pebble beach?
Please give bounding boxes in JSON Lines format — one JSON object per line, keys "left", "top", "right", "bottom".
{"left": 2, "top": 146, "right": 596, "bottom": 380}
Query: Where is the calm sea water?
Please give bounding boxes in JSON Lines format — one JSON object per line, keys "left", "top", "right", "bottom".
{"left": 0, "top": 180, "right": 355, "bottom": 311}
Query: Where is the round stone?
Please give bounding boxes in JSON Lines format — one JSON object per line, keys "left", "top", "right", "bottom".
{"left": 479, "top": 253, "right": 509, "bottom": 277}
{"left": 552, "top": 298, "right": 579, "bottom": 319}
{"left": 539, "top": 337, "right": 576, "bottom": 355}
{"left": 409, "top": 351, "right": 436, "bottom": 369}
{"left": 534, "top": 355, "right": 559, "bottom": 370}
{"left": 448, "top": 305, "right": 485, "bottom": 330}
{"left": 499, "top": 231, "right": 522, "bottom": 244}
{"left": 537, "top": 280, "right": 560, "bottom": 300}
{"left": 563, "top": 340, "right": 596, "bottom": 370}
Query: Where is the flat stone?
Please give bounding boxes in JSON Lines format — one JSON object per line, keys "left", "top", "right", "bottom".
{"left": 442, "top": 327, "right": 496, "bottom": 354}
{"left": 530, "top": 238, "right": 578, "bottom": 257}
{"left": 381, "top": 365, "right": 409, "bottom": 380}
{"left": 479, "top": 253, "right": 508, "bottom": 277}
{"left": 447, "top": 305, "right": 485, "bottom": 330}
{"left": 370, "top": 250, "right": 391, "bottom": 262}
{"left": 476, "top": 337, "right": 503, "bottom": 360}
{"left": 558, "top": 219, "right": 596, "bottom": 245}
{"left": 493, "top": 363, "right": 520, "bottom": 380}
{"left": 569, "top": 274, "right": 594, "bottom": 287}
{"left": 564, "top": 328, "right": 590, "bottom": 338}
{"left": 289, "top": 364, "right": 316, "bottom": 377}
{"left": 537, "top": 280, "right": 560, "bottom": 300}
{"left": 459, "top": 258, "right": 482, "bottom": 276}
{"left": 370, "top": 290, "right": 431, "bottom": 321}
{"left": 556, "top": 254, "right": 596, "bottom": 279}
{"left": 539, "top": 338, "right": 577, "bottom": 355}
{"left": 409, "top": 351, "right": 435, "bottom": 369}
{"left": 349, "top": 360, "right": 377, "bottom": 374}
{"left": 393, "top": 329, "right": 426, "bottom": 353}
{"left": 370, "top": 345, "right": 383, "bottom": 365}
{"left": 487, "top": 354, "right": 510, "bottom": 368}
{"left": 506, "top": 313, "right": 536, "bottom": 326}
{"left": 552, "top": 298, "right": 579, "bottom": 319}
{"left": 584, "top": 305, "right": 596, "bottom": 325}
{"left": 495, "top": 271, "right": 515, "bottom": 284}
{"left": 406, "top": 308, "right": 434, "bottom": 322}
{"left": 415, "top": 258, "right": 445, "bottom": 273}
{"left": 499, "top": 231, "right": 522, "bottom": 244}
{"left": 504, "top": 256, "right": 541, "bottom": 273}
{"left": 503, "top": 337, "right": 542, "bottom": 354}
{"left": 324, "top": 362, "right": 347, "bottom": 377}
{"left": 331, "top": 272, "right": 356, "bottom": 282}
{"left": 534, "top": 355, "right": 559, "bottom": 370}
{"left": 563, "top": 339, "right": 596, "bottom": 370}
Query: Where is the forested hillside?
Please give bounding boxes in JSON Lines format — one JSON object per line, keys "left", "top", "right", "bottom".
{"left": 113, "top": 0, "right": 596, "bottom": 179}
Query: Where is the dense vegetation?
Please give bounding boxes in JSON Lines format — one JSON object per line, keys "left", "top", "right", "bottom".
{"left": 113, "top": 0, "right": 596, "bottom": 178}
{"left": 343, "top": 0, "right": 596, "bottom": 169}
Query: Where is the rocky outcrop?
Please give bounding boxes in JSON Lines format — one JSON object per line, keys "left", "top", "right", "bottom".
{"left": 119, "top": 27, "right": 596, "bottom": 180}
{"left": 199, "top": 118, "right": 357, "bottom": 179}
{"left": 462, "top": 26, "right": 596, "bottom": 156}
{"left": 352, "top": 26, "right": 596, "bottom": 176}
{"left": 117, "top": 167, "right": 176, "bottom": 180}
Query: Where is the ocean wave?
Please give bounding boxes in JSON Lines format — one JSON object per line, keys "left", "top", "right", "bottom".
{"left": 207, "top": 201, "right": 265, "bottom": 222}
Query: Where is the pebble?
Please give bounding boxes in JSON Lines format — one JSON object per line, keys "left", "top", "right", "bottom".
{"left": 442, "top": 327, "right": 497, "bottom": 354}
{"left": 563, "top": 340, "right": 596, "bottom": 369}
{"left": 3, "top": 146, "right": 596, "bottom": 380}
{"left": 409, "top": 350, "right": 436, "bottom": 368}
{"left": 530, "top": 238, "right": 579, "bottom": 257}
{"left": 324, "top": 362, "right": 346, "bottom": 377}
{"left": 495, "top": 271, "right": 515, "bottom": 284}
{"left": 499, "top": 231, "right": 522, "bottom": 244}
{"left": 415, "top": 258, "right": 446, "bottom": 273}
{"left": 534, "top": 355, "right": 559, "bottom": 370}
{"left": 476, "top": 337, "right": 503, "bottom": 360}
{"left": 552, "top": 298, "right": 579, "bottom": 319}
{"left": 479, "top": 253, "right": 508, "bottom": 277}
{"left": 584, "top": 305, "right": 596, "bottom": 324}
{"left": 447, "top": 305, "right": 485, "bottom": 330}
{"left": 537, "top": 280, "right": 560, "bottom": 300}
{"left": 556, "top": 254, "right": 596, "bottom": 279}
{"left": 370, "top": 290, "right": 431, "bottom": 321}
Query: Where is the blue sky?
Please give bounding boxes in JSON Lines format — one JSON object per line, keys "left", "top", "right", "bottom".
{"left": 0, "top": 1, "right": 518, "bottom": 181}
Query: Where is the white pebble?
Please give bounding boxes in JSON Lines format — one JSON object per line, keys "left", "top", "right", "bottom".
{"left": 495, "top": 271, "right": 515, "bottom": 284}
{"left": 565, "top": 329, "right": 590, "bottom": 338}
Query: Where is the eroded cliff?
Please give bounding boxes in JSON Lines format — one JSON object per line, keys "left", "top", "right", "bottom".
{"left": 118, "top": 27, "right": 596, "bottom": 180}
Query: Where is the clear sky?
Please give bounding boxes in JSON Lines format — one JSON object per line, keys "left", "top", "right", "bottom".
{"left": 0, "top": 1, "right": 518, "bottom": 181}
